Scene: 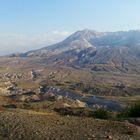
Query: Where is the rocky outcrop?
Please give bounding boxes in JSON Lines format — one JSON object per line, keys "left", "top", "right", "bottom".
{"left": 0, "top": 81, "right": 16, "bottom": 95}
{"left": 76, "top": 100, "right": 87, "bottom": 108}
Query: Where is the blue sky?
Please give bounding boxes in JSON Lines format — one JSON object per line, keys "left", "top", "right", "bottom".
{"left": 0, "top": 0, "right": 140, "bottom": 55}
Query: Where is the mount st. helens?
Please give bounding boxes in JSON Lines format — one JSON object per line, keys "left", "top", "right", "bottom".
{"left": 11, "top": 29, "right": 140, "bottom": 74}
{"left": 0, "top": 30, "right": 140, "bottom": 139}
{"left": 0, "top": 29, "right": 139, "bottom": 97}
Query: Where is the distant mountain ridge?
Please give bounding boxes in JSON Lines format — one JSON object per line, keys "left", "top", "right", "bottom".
{"left": 10, "top": 29, "right": 140, "bottom": 73}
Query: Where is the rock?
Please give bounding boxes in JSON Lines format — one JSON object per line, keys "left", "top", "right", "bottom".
{"left": 57, "top": 95, "right": 63, "bottom": 100}
{"left": 31, "top": 95, "right": 40, "bottom": 102}
{"left": 92, "top": 134, "right": 95, "bottom": 138}
{"left": 39, "top": 84, "right": 48, "bottom": 94}
{"left": 63, "top": 103, "right": 71, "bottom": 107}
{"left": 106, "top": 135, "right": 113, "bottom": 139}
{"left": 43, "top": 92, "right": 56, "bottom": 101}
{"left": 0, "top": 87, "right": 10, "bottom": 95}
{"left": 18, "top": 95, "right": 28, "bottom": 102}
{"left": 76, "top": 100, "right": 87, "bottom": 107}
{"left": 18, "top": 94, "right": 40, "bottom": 102}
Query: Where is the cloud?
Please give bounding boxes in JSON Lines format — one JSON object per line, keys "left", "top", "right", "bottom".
{"left": 0, "top": 31, "right": 71, "bottom": 55}
{"left": 52, "top": 31, "right": 70, "bottom": 36}
{"left": 0, "top": 33, "right": 50, "bottom": 55}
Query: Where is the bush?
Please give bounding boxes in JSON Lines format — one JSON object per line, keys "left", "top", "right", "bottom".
{"left": 118, "top": 101, "right": 140, "bottom": 118}
{"left": 3, "top": 104, "right": 17, "bottom": 108}
{"left": 54, "top": 107, "right": 112, "bottom": 119}
{"left": 93, "top": 108, "right": 111, "bottom": 119}
{"left": 54, "top": 107, "right": 94, "bottom": 117}
{"left": 0, "top": 134, "right": 3, "bottom": 140}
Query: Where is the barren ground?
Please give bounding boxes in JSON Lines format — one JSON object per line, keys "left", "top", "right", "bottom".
{"left": 0, "top": 109, "right": 140, "bottom": 140}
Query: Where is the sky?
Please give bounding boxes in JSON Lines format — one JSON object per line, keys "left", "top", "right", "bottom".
{"left": 0, "top": 0, "right": 140, "bottom": 55}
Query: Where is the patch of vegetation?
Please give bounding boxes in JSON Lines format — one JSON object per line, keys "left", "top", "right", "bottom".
{"left": 54, "top": 107, "right": 112, "bottom": 119}
{"left": 0, "top": 134, "right": 3, "bottom": 140}
{"left": 3, "top": 104, "right": 17, "bottom": 108}
{"left": 54, "top": 107, "right": 94, "bottom": 117}
{"left": 93, "top": 108, "right": 111, "bottom": 119}
{"left": 118, "top": 100, "right": 140, "bottom": 118}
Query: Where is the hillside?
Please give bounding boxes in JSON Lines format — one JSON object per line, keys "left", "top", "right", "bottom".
{"left": 1, "top": 29, "right": 140, "bottom": 139}
{"left": 11, "top": 29, "right": 140, "bottom": 73}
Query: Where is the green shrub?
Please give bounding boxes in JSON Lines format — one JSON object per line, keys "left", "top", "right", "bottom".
{"left": 128, "top": 102, "right": 140, "bottom": 117}
{"left": 54, "top": 107, "right": 112, "bottom": 119}
{"left": 0, "top": 135, "right": 3, "bottom": 140}
{"left": 93, "top": 108, "right": 111, "bottom": 119}
{"left": 118, "top": 101, "right": 140, "bottom": 118}
{"left": 54, "top": 107, "right": 94, "bottom": 117}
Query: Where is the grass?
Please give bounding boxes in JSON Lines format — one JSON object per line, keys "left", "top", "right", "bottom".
{"left": 0, "top": 135, "right": 3, "bottom": 140}
{"left": 127, "top": 101, "right": 140, "bottom": 117}
{"left": 16, "top": 108, "right": 57, "bottom": 116}
{"left": 93, "top": 108, "right": 111, "bottom": 119}
{"left": 118, "top": 100, "right": 140, "bottom": 118}
{"left": 54, "top": 106, "right": 113, "bottom": 119}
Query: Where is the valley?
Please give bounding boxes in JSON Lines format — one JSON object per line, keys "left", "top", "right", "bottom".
{"left": 0, "top": 29, "right": 140, "bottom": 139}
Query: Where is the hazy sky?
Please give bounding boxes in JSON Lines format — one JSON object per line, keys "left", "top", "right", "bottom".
{"left": 0, "top": 0, "right": 140, "bottom": 55}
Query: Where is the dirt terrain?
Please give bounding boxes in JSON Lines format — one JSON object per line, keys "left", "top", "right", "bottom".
{"left": 0, "top": 57, "right": 140, "bottom": 140}
{"left": 0, "top": 109, "right": 140, "bottom": 140}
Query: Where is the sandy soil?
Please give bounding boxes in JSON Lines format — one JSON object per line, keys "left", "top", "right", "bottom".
{"left": 0, "top": 109, "right": 140, "bottom": 140}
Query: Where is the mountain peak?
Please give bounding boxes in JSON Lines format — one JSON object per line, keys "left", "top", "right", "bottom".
{"left": 75, "top": 29, "right": 99, "bottom": 35}
{"left": 65, "top": 29, "right": 101, "bottom": 43}
{"left": 17, "top": 29, "right": 140, "bottom": 59}
{"left": 79, "top": 28, "right": 97, "bottom": 33}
